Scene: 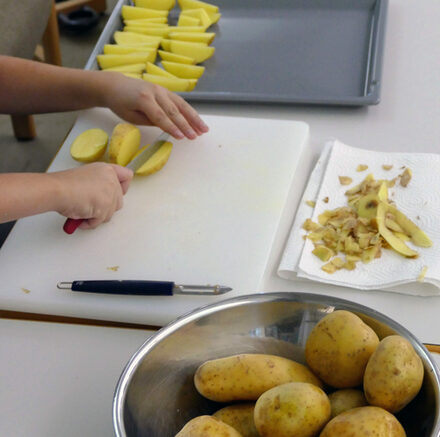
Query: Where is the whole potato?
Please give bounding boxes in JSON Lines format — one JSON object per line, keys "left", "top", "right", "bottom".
{"left": 328, "top": 389, "right": 367, "bottom": 418}
{"left": 254, "top": 382, "right": 331, "bottom": 437}
{"left": 175, "top": 415, "right": 243, "bottom": 437}
{"left": 305, "top": 310, "right": 379, "bottom": 388}
{"left": 194, "top": 353, "right": 322, "bottom": 402}
{"left": 319, "top": 406, "right": 406, "bottom": 437}
{"left": 213, "top": 404, "right": 259, "bottom": 437}
{"left": 364, "top": 335, "right": 424, "bottom": 413}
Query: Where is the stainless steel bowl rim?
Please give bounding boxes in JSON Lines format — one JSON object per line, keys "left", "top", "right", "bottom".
{"left": 113, "top": 292, "right": 440, "bottom": 437}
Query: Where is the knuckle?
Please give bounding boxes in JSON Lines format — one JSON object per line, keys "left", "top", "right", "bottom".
{"left": 164, "top": 105, "right": 179, "bottom": 118}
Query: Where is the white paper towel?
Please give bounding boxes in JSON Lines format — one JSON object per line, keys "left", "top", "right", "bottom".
{"left": 278, "top": 140, "right": 440, "bottom": 296}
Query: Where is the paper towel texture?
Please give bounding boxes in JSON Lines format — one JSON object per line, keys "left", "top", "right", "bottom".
{"left": 278, "top": 140, "right": 440, "bottom": 296}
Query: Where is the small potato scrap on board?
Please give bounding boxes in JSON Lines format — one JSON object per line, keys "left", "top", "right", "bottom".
{"left": 302, "top": 170, "right": 432, "bottom": 274}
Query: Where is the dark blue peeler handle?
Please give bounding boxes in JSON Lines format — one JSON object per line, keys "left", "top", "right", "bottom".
{"left": 69, "top": 280, "right": 175, "bottom": 296}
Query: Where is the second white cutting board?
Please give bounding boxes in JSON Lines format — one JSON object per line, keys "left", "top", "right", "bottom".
{"left": 0, "top": 109, "right": 308, "bottom": 325}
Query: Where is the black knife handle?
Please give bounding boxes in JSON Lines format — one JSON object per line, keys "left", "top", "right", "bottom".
{"left": 71, "top": 280, "right": 174, "bottom": 296}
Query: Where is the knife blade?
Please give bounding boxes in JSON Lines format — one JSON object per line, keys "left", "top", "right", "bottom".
{"left": 57, "top": 280, "right": 232, "bottom": 296}
{"left": 63, "top": 132, "right": 170, "bottom": 235}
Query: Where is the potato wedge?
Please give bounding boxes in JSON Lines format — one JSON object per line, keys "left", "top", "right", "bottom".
{"left": 122, "top": 21, "right": 168, "bottom": 28}
{"left": 162, "top": 60, "right": 205, "bottom": 78}
{"left": 121, "top": 5, "right": 168, "bottom": 20}
{"left": 181, "top": 8, "right": 213, "bottom": 27}
{"left": 158, "top": 50, "right": 196, "bottom": 64}
{"left": 124, "top": 17, "right": 168, "bottom": 24}
{"left": 97, "top": 54, "right": 152, "bottom": 69}
{"left": 177, "top": 14, "right": 200, "bottom": 26}
{"left": 103, "top": 63, "right": 146, "bottom": 74}
{"left": 178, "top": 0, "right": 219, "bottom": 14}
{"left": 167, "top": 40, "right": 215, "bottom": 63}
{"left": 123, "top": 26, "right": 171, "bottom": 37}
{"left": 113, "top": 31, "right": 162, "bottom": 45}
{"left": 167, "top": 25, "right": 208, "bottom": 32}
{"left": 169, "top": 31, "right": 215, "bottom": 44}
{"left": 70, "top": 128, "right": 108, "bottom": 163}
{"left": 122, "top": 73, "right": 142, "bottom": 79}
{"left": 134, "top": 0, "right": 175, "bottom": 10}
{"left": 142, "top": 73, "right": 193, "bottom": 91}
{"left": 103, "top": 44, "right": 158, "bottom": 54}
{"left": 146, "top": 62, "right": 177, "bottom": 77}
{"left": 134, "top": 141, "right": 173, "bottom": 176}
{"left": 109, "top": 123, "right": 141, "bottom": 166}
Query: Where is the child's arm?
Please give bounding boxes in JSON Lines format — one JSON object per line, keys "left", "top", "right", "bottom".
{"left": 0, "top": 55, "right": 208, "bottom": 140}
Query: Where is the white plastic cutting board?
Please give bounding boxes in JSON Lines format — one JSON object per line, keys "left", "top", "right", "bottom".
{"left": 0, "top": 109, "right": 308, "bottom": 325}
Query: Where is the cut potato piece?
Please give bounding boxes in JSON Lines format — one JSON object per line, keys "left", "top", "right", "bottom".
{"left": 168, "top": 40, "right": 215, "bottom": 63}
{"left": 103, "top": 63, "right": 147, "bottom": 74}
{"left": 135, "top": 141, "right": 173, "bottom": 176}
{"left": 186, "top": 78, "right": 198, "bottom": 91}
{"left": 142, "top": 74, "right": 193, "bottom": 91}
{"left": 103, "top": 44, "right": 157, "bottom": 54}
{"left": 97, "top": 54, "right": 152, "bottom": 69}
{"left": 123, "top": 26, "right": 171, "bottom": 37}
{"left": 167, "top": 25, "right": 208, "bottom": 32}
{"left": 70, "top": 128, "right": 108, "bottom": 163}
{"left": 134, "top": 0, "right": 175, "bottom": 10}
{"left": 109, "top": 123, "right": 141, "bottom": 166}
{"left": 160, "top": 39, "right": 172, "bottom": 51}
{"left": 158, "top": 50, "right": 196, "bottom": 64}
{"left": 208, "top": 12, "right": 221, "bottom": 24}
{"left": 103, "top": 50, "right": 156, "bottom": 63}
{"left": 177, "top": 14, "right": 200, "bottom": 26}
{"left": 181, "top": 8, "right": 212, "bottom": 27}
{"left": 123, "top": 21, "right": 168, "bottom": 28}
{"left": 114, "top": 31, "right": 162, "bottom": 45}
{"left": 162, "top": 61, "right": 205, "bottom": 78}
{"left": 124, "top": 17, "right": 168, "bottom": 24}
{"left": 146, "top": 62, "right": 177, "bottom": 77}
{"left": 178, "top": 0, "right": 219, "bottom": 14}
{"left": 122, "top": 73, "right": 142, "bottom": 79}
{"left": 169, "top": 32, "right": 215, "bottom": 44}
{"left": 121, "top": 5, "right": 168, "bottom": 20}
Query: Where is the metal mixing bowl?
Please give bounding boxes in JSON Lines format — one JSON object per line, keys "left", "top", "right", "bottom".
{"left": 113, "top": 293, "right": 440, "bottom": 436}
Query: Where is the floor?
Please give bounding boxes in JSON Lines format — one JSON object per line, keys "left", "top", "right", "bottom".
{"left": 0, "top": 0, "right": 118, "bottom": 245}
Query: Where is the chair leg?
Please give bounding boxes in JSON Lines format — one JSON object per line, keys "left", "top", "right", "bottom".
{"left": 42, "top": 1, "right": 62, "bottom": 66}
{"left": 10, "top": 115, "right": 37, "bottom": 141}
{"left": 55, "top": 0, "right": 107, "bottom": 14}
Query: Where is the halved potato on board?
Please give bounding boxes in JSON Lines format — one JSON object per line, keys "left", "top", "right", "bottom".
{"left": 169, "top": 31, "right": 215, "bottom": 44}
{"left": 178, "top": 0, "right": 219, "bottom": 14}
{"left": 146, "top": 62, "right": 177, "bottom": 77}
{"left": 166, "top": 40, "right": 215, "bottom": 63}
{"left": 134, "top": 0, "right": 175, "bottom": 10}
{"left": 103, "top": 44, "right": 158, "bottom": 54}
{"left": 121, "top": 5, "right": 169, "bottom": 20}
{"left": 70, "top": 128, "right": 108, "bottom": 163}
{"left": 123, "top": 26, "right": 171, "bottom": 37}
{"left": 158, "top": 49, "right": 196, "bottom": 64}
{"left": 97, "top": 54, "right": 153, "bottom": 69}
{"left": 113, "top": 31, "right": 162, "bottom": 45}
{"left": 134, "top": 141, "right": 173, "bottom": 176}
{"left": 142, "top": 73, "right": 194, "bottom": 92}
{"left": 103, "top": 63, "right": 147, "bottom": 74}
{"left": 177, "top": 14, "right": 200, "bottom": 26}
{"left": 162, "top": 61, "right": 205, "bottom": 79}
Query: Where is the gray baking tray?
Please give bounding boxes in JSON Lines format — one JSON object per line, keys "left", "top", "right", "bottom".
{"left": 86, "top": 0, "right": 388, "bottom": 106}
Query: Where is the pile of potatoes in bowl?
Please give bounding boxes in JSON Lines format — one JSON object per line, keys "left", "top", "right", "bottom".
{"left": 175, "top": 310, "right": 424, "bottom": 436}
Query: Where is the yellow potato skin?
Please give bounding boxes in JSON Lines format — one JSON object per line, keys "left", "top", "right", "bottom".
{"left": 363, "top": 335, "right": 424, "bottom": 413}
{"left": 194, "top": 353, "right": 323, "bottom": 402}
{"left": 108, "top": 123, "right": 141, "bottom": 166}
{"left": 213, "top": 404, "right": 259, "bottom": 437}
{"left": 305, "top": 310, "right": 380, "bottom": 388}
{"left": 254, "top": 382, "right": 331, "bottom": 437}
{"left": 319, "top": 406, "right": 406, "bottom": 437}
{"left": 175, "top": 415, "right": 243, "bottom": 437}
{"left": 328, "top": 389, "right": 367, "bottom": 419}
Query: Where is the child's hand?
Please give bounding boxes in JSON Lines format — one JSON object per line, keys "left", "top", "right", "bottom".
{"left": 101, "top": 72, "right": 209, "bottom": 140}
{"left": 50, "top": 163, "right": 133, "bottom": 229}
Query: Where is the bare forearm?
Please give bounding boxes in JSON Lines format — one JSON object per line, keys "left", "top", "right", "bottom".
{"left": 0, "top": 173, "right": 61, "bottom": 223}
{"left": 0, "top": 56, "right": 112, "bottom": 114}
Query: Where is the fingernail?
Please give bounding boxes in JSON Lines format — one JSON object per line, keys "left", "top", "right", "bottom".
{"left": 200, "top": 120, "right": 209, "bottom": 132}
{"left": 174, "top": 129, "right": 184, "bottom": 139}
{"left": 186, "top": 128, "right": 197, "bottom": 139}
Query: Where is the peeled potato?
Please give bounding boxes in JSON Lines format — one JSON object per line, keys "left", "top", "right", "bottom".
{"left": 103, "top": 44, "right": 158, "bottom": 54}
{"left": 158, "top": 50, "right": 196, "bottom": 64}
{"left": 135, "top": 141, "right": 173, "bottom": 176}
{"left": 142, "top": 73, "right": 194, "bottom": 91}
{"left": 121, "top": 5, "right": 168, "bottom": 20}
{"left": 146, "top": 62, "right": 177, "bottom": 77}
{"left": 97, "top": 53, "right": 152, "bottom": 69}
{"left": 70, "top": 128, "right": 108, "bottom": 163}
{"left": 177, "top": 14, "right": 200, "bottom": 26}
{"left": 162, "top": 60, "right": 205, "bottom": 78}
{"left": 181, "top": 8, "right": 213, "bottom": 27}
{"left": 123, "top": 26, "right": 171, "bottom": 37}
{"left": 169, "top": 31, "right": 215, "bottom": 44}
{"left": 113, "top": 31, "right": 162, "bottom": 46}
{"left": 178, "top": 0, "right": 219, "bottom": 14}
{"left": 123, "top": 17, "right": 168, "bottom": 24}
{"left": 165, "top": 40, "right": 215, "bottom": 63}
{"left": 134, "top": 0, "right": 175, "bottom": 10}
{"left": 108, "top": 123, "right": 141, "bottom": 166}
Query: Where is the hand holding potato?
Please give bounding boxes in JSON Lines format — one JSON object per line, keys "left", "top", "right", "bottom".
{"left": 100, "top": 71, "right": 209, "bottom": 140}
{"left": 50, "top": 163, "right": 133, "bottom": 229}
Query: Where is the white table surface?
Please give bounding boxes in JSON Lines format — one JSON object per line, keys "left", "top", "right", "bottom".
{"left": 0, "top": 318, "right": 438, "bottom": 437}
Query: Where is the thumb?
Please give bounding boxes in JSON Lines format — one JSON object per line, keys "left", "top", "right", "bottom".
{"left": 110, "top": 164, "right": 133, "bottom": 195}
